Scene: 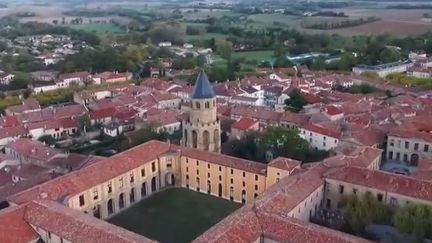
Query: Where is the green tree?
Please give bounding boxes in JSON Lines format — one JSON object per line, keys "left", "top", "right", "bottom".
{"left": 38, "top": 135, "right": 56, "bottom": 146}
{"left": 284, "top": 89, "right": 308, "bottom": 113}
{"left": 215, "top": 39, "right": 233, "bottom": 60}
{"left": 9, "top": 73, "right": 30, "bottom": 90}
{"left": 342, "top": 193, "right": 392, "bottom": 235}
{"left": 119, "top": 126, "right": 168, "bottom": 151}
{"left": 394, "top": 203, "right": 432, "bottom": 241}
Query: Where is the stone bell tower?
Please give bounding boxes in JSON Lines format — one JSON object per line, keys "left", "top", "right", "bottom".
{"left": 182, "top": 70, "right": 220, "bottom": 152}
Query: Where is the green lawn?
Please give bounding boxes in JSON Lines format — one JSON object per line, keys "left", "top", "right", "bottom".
{"left": 107, "top": 188, "right": 241, "bottom": 243}
{"left": 69, "top": 23, "right": 126, "bottom": 34}
{"left": 232, "top": 50, "right": 274, "bottom": 61}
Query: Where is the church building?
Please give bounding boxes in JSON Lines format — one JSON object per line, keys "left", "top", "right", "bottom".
{"left": 182, "top": 70, "right": 221, "bottom": 152}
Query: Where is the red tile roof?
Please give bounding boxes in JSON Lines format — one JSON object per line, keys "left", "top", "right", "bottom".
{"left": 0, "top": 205, "right": 39, "bottom": 243}
{"left": 89, "top": 107, "right": 117, "bottom": 120}
{"left": 0, "top": 126, "right": 27, "bottom": 139}
{"left": 8, "top": 140, "right": 172, "bottom": 204}
{"left": 302, "top": 122, "right": 341, "bottom": 139}
{"left": 325, "top": 166, "right": 432, "bottom": 201}
{"left": 268, "top": 157, "right": 301, "bottom": 171}
{"left": 7, "top": 138, "right": 62, "bottom": 163}
{"left": 181, "top": 147, "right": 267, "bottom": 175}
{"left": 24, "top": 200, "right": 152, "bottom": 243}
{"left": 231, "top": 118, "right": 257, "bottom": 131}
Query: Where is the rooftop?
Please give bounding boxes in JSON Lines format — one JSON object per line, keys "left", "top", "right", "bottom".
{"left": 191, "top": 70, "right": 215, "bottom": 99}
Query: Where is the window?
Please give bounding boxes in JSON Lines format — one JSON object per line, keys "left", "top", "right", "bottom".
{"left": 230, "top": 187, "right": 234, "bottom": 200}
{"left": 196, "top": 102, "right": 200, "bottom": 109}
{"left": 219, "top": 166, "right": 222, "bottom": 172}
{"left": 323, "top": 142, "right": 326, "bottom": 147}
{"left": 255, "top": 185, "right": 258, "bottom": 191}
{"left": 141, "top": 168, "right": 145, "bottom": 177}
{"left": 390, "top": 139, "right": 394, "bottom": 146}
{"left": 377, "top": 193, "right": 383, "bottom": 202}
{"left": 93, "top": 188, "right": 98, "bottom": 200}
{"left": 205, "top": 102, "right": 210, "bottom": 108}
{"left": 425, "top": 144, "right": 429, "bottom": 152}
{"left": 243, "top": 172, "right": 246, "bottom": 177}
{"left": 323, "top": 136, "right": 326, "bottom": 140}
{"left": 219, "top": 175, "right": 222, "bottom": 181}
{"left": 107, "top": 182, "right": 112, "bottom": 193}
{"left": 48, "top": 232, "right": 51, "bottom": 239}
{"left": 186, "top": 167, "right": 189, "bottom": 172}
{"left": 352, "top": 188, "right": 357, "bottom": 195}
{"left": 79, "top": 195, "right": 85, "bottom": 206}
{"left": 231, "top": 169, "right": 234, "bottom": 174}
{"left": 242, "top": 181, "right": 246, "bottom": 187}
{"left": 414, "top": 143, "right": 419, "bottom": 151}
{"left": 207, "top": 164, "right": 210, "bottom": 169}
{"left": 390, "top": 197, "right": 398, "bottom": 206}
{"left": 152, "top": 162, "right": 156, "bottom": 172}
{"left": 339, "top": 185, "right": 344, "bottom": 194}
{"left": 167, "top": 157, "right": 172, "bottom": 168}
{"left": 196, "top": 160, "right": 199, "bottom": 166}
{"left": 405, "top": 141, "right": 409, "bottom": 149}
{"left": 230, "top": 178, "right": 234, "bottom": 184}
{"left": 130, "top": 173, "right": 134, "bottom": 183}
{"left": 207, "top": 173, "right": 210, "bottom": 178}
{"left": 255, "top": 175, "right": 258, "bottom": 181}
{"left": 119, "top": 178, "right": 124, "bottom": 188}
{"left": 196, "top": 169, "right": 199, "bottom": 175}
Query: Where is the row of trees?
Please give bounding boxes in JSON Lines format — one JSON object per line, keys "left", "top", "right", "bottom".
{"left": 229, "top": 127, "right": 329, "bottom": 163}
{"left": 342, "top": 193, "right": 432, "bottom": 241}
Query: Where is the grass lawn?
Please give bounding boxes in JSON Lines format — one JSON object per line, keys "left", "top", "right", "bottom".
{"left": 69, "top": 23, "right": 126, "bottom": 34}
{"left": 107, "top": 188, "right": 241, "bottom": 243}
{"left": 232, "top": 50, "right": 275, "bottom": 63}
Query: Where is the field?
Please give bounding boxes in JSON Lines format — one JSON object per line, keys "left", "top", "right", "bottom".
{"left": 69, "top": 23, "right": 126, "bottom": 34}
{"left": 108, "top": 188, "right": 241, "bottom": 243}
{"left": 232, "top": 50, "right": 275, "bottom": 63}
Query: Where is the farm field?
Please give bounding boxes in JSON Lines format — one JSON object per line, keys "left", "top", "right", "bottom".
{"left": 69, "top": 23, "right": 126, "bottom": 34}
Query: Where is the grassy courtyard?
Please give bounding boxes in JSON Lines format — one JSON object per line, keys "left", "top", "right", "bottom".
{"left": 107, "top": 188, "right": 241, "bottom": 243}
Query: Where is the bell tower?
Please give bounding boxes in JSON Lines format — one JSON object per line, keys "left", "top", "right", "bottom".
{"left": 182, "top": 70, "right": 220, "bottom": 152}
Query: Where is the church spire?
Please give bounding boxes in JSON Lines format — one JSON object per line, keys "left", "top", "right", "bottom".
{"left": 191, "top": 70, "right": 215, "bottom": 99}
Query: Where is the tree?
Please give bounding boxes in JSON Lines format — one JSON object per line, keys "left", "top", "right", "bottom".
{"left": 9, "top": 73, "right": 30, "bottom": 90}
{"left": 215, "top": 39, "right": 233, "bottom": 60}
{"left": 379, "top": 48, "right": 401, "bottom": 63}
{"left": 78, "top": 115, "right": 91, "bottom": 133}
{"left": 342, "top": 193, "right": 392, "bottom": 236}
{"left": 284, "top": 89, "right": 308, "bottom": 113}
{"left": 394, "top": 203, "right": 432, "bottom": 241}
{"left": 38, "top": 135, "right": 56, "bottom": 146}
{"left": 186, "top": 25, "right": 201, "bottom": 35}
{"left": 119, "top": 126, "right": 167, "bottom": 151}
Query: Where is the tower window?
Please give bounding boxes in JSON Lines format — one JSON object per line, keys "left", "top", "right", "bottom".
{"left": 205, "top": 102, "right": 210, "bottom": 108}
{"left": 196, "top": 102, "right": 200, "bottom": 109}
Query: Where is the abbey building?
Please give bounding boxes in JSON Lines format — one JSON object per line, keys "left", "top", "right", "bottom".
{"left": 183, "top": 70, "right": 220, "bottom": 152}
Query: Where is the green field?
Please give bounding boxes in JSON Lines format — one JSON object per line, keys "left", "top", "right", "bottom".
{"left": 69, "top": 23, "right": 126, "bottom": 34}
{"left": 108, "top": 188, "right": 241, "bottom": 243}
{"left": 232, "top": 50, "right": 275, "bottom": 63}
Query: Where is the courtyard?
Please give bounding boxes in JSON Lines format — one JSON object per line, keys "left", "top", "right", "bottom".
{"left": 107, "top": 188, "right": 241, "bottom": 243}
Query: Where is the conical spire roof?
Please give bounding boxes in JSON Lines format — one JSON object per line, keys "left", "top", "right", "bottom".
{"left": 191, "top": 70, "right": 215, "bottom": 99}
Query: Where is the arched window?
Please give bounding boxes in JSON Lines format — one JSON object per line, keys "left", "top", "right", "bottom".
{"left": 196, "top": 102, "right": 200, "bottom": 109}
{"left": 141, "top": 182, "right": 147, "bottom": 196}
{"left": 196, "top": 177, "right": 200, "bottom": 191}
{"left": 151, "top": 177, "right": 157, "bottom": 192}
{"left": 119, "top": 193, "right": 125, "bottom": 209}
{"left": 207, "top": 180, "right": 211, "bottom": 194}
{"left": 242, "top": 190, "right": 246, "bottom": 203}
{"left": 203, "top": 130, "right": 210, "bottom": 151}
{"left": 214, "top": 129, "right": 220, "bottom": 152}
{"left": 130, "top": 188, "right": 135, "bottom": 203}
{"left": 192, "top": 130, "right": 198, "bottom": 148}
{"left": 205, "top": 102, "right": 210, "bottom": 109}
{"left": 229, "top": 187, "right": 234, "bottom": 201}
{"left": 107, "top": 199, "right": 114, "bottom": 215}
